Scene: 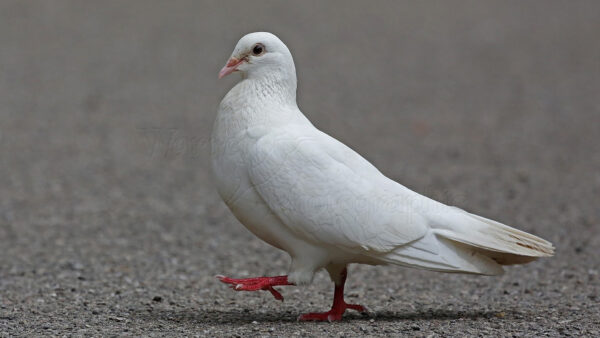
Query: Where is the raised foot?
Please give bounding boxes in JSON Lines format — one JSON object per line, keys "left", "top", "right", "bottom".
{"left": 216, "top": 275, "right": 292, "bottom": 301}
{"left": 298, "top": 303, "right": 367, "bottom": 322}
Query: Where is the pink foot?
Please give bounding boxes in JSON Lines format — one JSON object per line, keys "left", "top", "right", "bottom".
{"left": 216, "top": 275, "right": 293, "bottom": 301}
{"left": 298, "top": 267, "right": 367, "bottom": 322}
{"left": 217, "top": 267, "right": 365, "bottom": 321}
{"left": 298, "top": 302, "right": 367, "bottom": 322}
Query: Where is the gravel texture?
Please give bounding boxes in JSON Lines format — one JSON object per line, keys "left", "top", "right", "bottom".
{"left": 1, "top": 1, "right": 599, "bottom": 336}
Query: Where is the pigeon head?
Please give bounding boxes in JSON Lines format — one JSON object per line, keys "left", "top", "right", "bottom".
{"left": 218, "top": 32, "right": 296, "bottom": 84}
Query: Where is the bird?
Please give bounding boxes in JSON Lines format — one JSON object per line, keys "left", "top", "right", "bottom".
{"left": 211, "top": 32, "right": 554, "bottom": 321}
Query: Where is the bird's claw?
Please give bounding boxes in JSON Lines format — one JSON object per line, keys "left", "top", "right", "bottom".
{"left": 264, "top": 286, "right": 284, "bottom": 301}
{"left": 297, "top": 301, "right": 368, "bottom": 321}
{"left": 216, "top": 275, "right": 288, "bottom": 301}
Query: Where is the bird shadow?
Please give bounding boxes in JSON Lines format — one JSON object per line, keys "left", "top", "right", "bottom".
{"left": 132, "top": 307, "right": 523, "bottom": 325}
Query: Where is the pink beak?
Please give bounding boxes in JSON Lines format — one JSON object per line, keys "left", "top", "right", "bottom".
{"left": 218, "top": 57, "right": 245, "bottom": 79}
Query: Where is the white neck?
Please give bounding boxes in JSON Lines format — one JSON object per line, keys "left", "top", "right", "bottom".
{"left": 243, "top": 62, "right": 297, "bottom": 107}
{"left": 217, "top": 65, "right": 308, "bottom": 132}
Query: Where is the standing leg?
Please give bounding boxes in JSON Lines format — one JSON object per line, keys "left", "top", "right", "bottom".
{"left": 298, "top": 266, "right": 366, "bottom": 321}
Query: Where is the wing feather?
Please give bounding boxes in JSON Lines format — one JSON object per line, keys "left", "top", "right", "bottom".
{"left": 247, "top": 127, "right": 428, "bottom": 253}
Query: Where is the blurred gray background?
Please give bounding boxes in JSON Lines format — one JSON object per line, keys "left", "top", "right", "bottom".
{"left": 1, "top": 1, "right": 598, "bottom": 336}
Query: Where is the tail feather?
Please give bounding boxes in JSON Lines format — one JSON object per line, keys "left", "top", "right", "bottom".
{"left": 432, "top": 207, "right": 554, "bottom": 264}
{"left": 377, "top": 206, "right": 553, "bottom": 274}
{"left": 466, "top": 212, "right": 554, "bottom": 256}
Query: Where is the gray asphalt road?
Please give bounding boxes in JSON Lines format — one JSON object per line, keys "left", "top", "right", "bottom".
{"left": 1, "top": 1, "right": 599, "bottom": 336}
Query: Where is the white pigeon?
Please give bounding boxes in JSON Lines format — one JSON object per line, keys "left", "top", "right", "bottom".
{"left": 211, "top": 32, "right": 554, "bottom": 321}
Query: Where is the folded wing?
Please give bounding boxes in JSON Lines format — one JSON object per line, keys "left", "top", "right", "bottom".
{"left": 247, "top": 126, "right": 429, "bottom": 253}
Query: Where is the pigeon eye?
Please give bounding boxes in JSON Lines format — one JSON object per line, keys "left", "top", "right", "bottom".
{"left": 252, "top": 43, "right": 265, "bottom": 56}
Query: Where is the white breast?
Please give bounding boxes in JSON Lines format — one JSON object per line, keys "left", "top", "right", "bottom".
{"left": 210, "top": 80, "right": 315, "bottom": 256}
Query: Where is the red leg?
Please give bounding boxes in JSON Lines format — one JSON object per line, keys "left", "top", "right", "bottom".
{"left": 298, "top": 268, "right": 367, "bottom": 322}
{"left": 216, "top": 275, "right": 293, "bottom": 301}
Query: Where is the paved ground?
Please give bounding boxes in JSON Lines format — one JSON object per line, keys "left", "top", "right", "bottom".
{"left": 1, "top": 1, "right": 599, "bottom": 336}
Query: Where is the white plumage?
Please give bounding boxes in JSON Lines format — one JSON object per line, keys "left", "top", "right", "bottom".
{"left": 211, "top": 32, "right": 553, "bottom": 303}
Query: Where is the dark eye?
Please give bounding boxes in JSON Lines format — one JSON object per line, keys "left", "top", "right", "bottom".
{"left": 252, "top": 43, "right": 265, "bottom": 56}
